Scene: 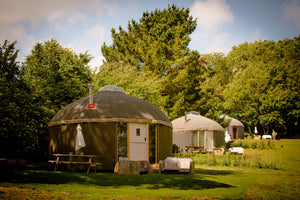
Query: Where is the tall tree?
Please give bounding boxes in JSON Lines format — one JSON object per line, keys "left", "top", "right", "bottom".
{"left": 100, "top": 4, "right": 204, "bottom": 119}
{"left": 22, "top": 39, "right": 93, "bottom": 115}
{"left": 0, "top": 40, "right": 48, "bottom": 159}
{"left": 101, "top": 4, "right": 197, "bottom": 77}
{"left": 196, "top": 52, "right": 233, "bottom": 119}
{"left": 161, "top": 50, "right": 204, "bottom": 119}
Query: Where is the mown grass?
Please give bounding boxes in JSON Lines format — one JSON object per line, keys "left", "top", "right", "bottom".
{"left": 1, "top": 139, "right": 299, "bottom": 199}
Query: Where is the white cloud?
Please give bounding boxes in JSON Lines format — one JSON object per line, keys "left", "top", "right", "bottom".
{"left": 190, "top": 0, "right": 234, "bottom": 33}
{"left": 0, "top": 0, "right": 137, "bottom": 68}
{"left": 67, "top": 24, "right": 108, "bottom": 71}
{"left": 207, "top": 32, "right": 232, "bottom": 53}
{"left": 0, "top": 22, "right": 36, "bottom": 63}
{"left": 0, "top": 0, "right": 112, "bottom": 66}
{"left": 250, "top": 28, "right": 265, "bottom": 41}
{"left": 190, "top": 0, "right": 234, "bottom": 54}
{"left": 283, "top": 0, "right": 300, "bottom": 29}
{"left": 0, "top": 0, "right": 92, "bottom": 29}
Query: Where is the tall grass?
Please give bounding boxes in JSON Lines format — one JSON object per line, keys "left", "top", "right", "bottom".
{"left": 195, "top": 153, "right": 280, "bottom": 169}
{"left": 175, "top": 150, "right": 281, "bottom": 170}
{"left": 230, "top": 139, "right": 281, "bottom": 150}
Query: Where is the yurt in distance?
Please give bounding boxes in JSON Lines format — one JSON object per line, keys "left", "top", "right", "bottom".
{"left": 223, "top": 115, "right": 245, "bottom": 139}
{"left": 172, "top": 111, "right": 225, "bottom": 153}
{"left": 48, "top": 85, "right": 173, "bottom": 170}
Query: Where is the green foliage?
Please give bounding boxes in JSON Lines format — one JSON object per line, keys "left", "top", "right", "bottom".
{"left": 229, "top": 139, "right": 281, "bottom": 150}
{"left": 1, "top": 39, "right": 93, "bottom": 160}
{"left": 197, "top": 53, "right": 233, "bottom": 118}
{"left": 224, "top": 36, "right": 300, "bottom": 136}
{"left": 101, "top": 4, "right": 196, "bottom": 76}
{"left": 161, "top": 50, "right": 205, "bottom": 119}
{"left": 0, "top": 40, "right": 20, "bottom": 82}
{"left": 99, "top": 5, "right": 203, "bottom": 119}
{"left": 0, "top": 40, "right": 49, "bottom": 159}
{"left": 178, "top": 152, "right": 280, "bottom": 170}
{"left": 100, "top": 21, "right": 300, "bottom": 133}
{"left": 94, "top": 62, "right": 166, "bottom": 111}
{"left": 22, "top": 39, "right": 93, "bottom": 115}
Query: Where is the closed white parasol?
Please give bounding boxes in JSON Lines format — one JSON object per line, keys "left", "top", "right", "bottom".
{"left": 75, "top": 124, "right": 86, "bottom": 151}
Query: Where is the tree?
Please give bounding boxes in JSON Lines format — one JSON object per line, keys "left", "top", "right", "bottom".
{"left": 100, "top": 4, "right": 204, "bottom": 119}
{"left": 196, "top": 52, "right": 233, "bottom": 119}
{"left": 0, "top": 40, "right": 48, "bottom": 159}
{"left": 101, "top": 4, "right": 197, "bottom": 77}
{"left": 224, "top": 36, "right": 300, "bottom": 136}
{"left": 161, "top": 50, "right": 204, "bottom": 119}
{"left": 22, "top": 39, "right": 93, "bottom": 115}
{"left": 223, "top": 62, "right": 269, "bottom": 134}
{"left": 94, "top": 62, "right": 165, "bottom": 111}
{"left": 0, "top": 40, "right": 20, "bottom": 82}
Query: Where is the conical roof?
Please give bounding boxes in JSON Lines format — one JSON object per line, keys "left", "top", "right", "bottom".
{"left": 172, "top": 112, "right": 224, "bottom": 132}
{"left": 49, "top": 90, "right": 171, "bottom": 127}
{"left": 224, "top": 115, "right": 244, "bottom": 127}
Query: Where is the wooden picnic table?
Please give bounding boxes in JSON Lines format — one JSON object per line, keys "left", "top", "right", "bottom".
{"left": 49, "top": 154, "right": 101, "bottom": 174}
{"left": 185, "top": 145, "right": 204, "bottom": 153}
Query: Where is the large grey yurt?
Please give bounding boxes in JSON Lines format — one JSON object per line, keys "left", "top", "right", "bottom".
{"left": 172, "top": 111, "right": 225, "bottom": 153}
{"left": 224, "top": 115, "right": 244, "bottom": 139}
{"left": 48, "top": 85, "right": 172, "bottom": 170}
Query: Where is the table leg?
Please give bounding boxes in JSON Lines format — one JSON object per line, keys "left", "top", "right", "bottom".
{"left": 87, "top": 165, "right": 91, "bottom": 174}
{"left": 54, "top": 157, "right": 59, "bottom": 172}
{"left": 87, "top": 157, "right": 92, "bottom": 174}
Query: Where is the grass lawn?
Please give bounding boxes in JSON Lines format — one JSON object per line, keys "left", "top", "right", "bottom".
{"left": 1, "top": 139, "right": 299, "bottom": 199}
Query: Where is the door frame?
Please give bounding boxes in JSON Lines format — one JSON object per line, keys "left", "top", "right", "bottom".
{"left": 128, "top": 123, "right": 149, "bottom": 161}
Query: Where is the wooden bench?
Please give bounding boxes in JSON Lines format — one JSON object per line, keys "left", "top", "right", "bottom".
{"left": 185, "top": 145, "right": 204, "bottom": 153}
{"left": 49, "top": 154, "right": 101, "bottom": 174}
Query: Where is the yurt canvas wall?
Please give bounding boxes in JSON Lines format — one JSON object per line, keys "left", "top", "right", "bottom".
{"left": 173, "top": 130, "right": 193, "bottom": 152}
{"left": 173, "top": 130, "right": 225, "bottom": 152}
{"left": 49, "top": 122, "right": 172, "bottom": 169}
{"left": 49, "top": 123, "right": 116, "bottom": 169}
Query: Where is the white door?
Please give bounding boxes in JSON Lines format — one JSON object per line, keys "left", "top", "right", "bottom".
{"left": 129, "top": 123, "right": 148, "bottom": 161}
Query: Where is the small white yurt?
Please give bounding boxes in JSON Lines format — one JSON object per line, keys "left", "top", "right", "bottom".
{"left": 224, "top": 115, "right": 245, "bottom": 139}
{"left": 172, "top": 111, "right": 225, "bottom": 153}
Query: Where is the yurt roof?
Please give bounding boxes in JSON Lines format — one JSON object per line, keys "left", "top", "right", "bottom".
{"left": 48, "top": 86, "right": 171, "bottom": 127}
{"left": 224, "top": 115, "right": 244, "bottom": 127}
{"left": 172, "top": 112, "right": 224, "bottom": 132}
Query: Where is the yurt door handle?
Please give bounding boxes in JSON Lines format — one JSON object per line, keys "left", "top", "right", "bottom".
{"left": 144, "top": 137, "right": 146, "bottom": 141}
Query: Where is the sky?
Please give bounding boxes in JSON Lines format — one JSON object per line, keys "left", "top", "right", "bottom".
{"left": 1, "top": 0, "right": 300, "bottom": 70}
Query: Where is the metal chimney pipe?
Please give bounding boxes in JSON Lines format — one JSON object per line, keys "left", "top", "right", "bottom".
{"left": 88, "top": 84, "right": 94, "bottom": 104}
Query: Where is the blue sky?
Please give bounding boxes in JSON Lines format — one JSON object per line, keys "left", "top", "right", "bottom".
{"left": 1, "top": 0, "right": 299, "bottom": 70}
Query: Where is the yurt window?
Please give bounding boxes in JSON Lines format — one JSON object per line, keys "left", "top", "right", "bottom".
{"left": 117, "top": 123, "right": 128, "bottom": 158}
{"left": 199, "top": 131, "right": 204, "bottom": 146}
{"left": 136, "top": 128, "right": 140, "bottom": 136}
{"left": 192, "top": 131, "right": 204, "bottom": 146}
{"left": 192, "top": 131, "right": 198, "bottom": 146}
{"left": 98, "top": 85, "right": 126, "bottom": 93}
